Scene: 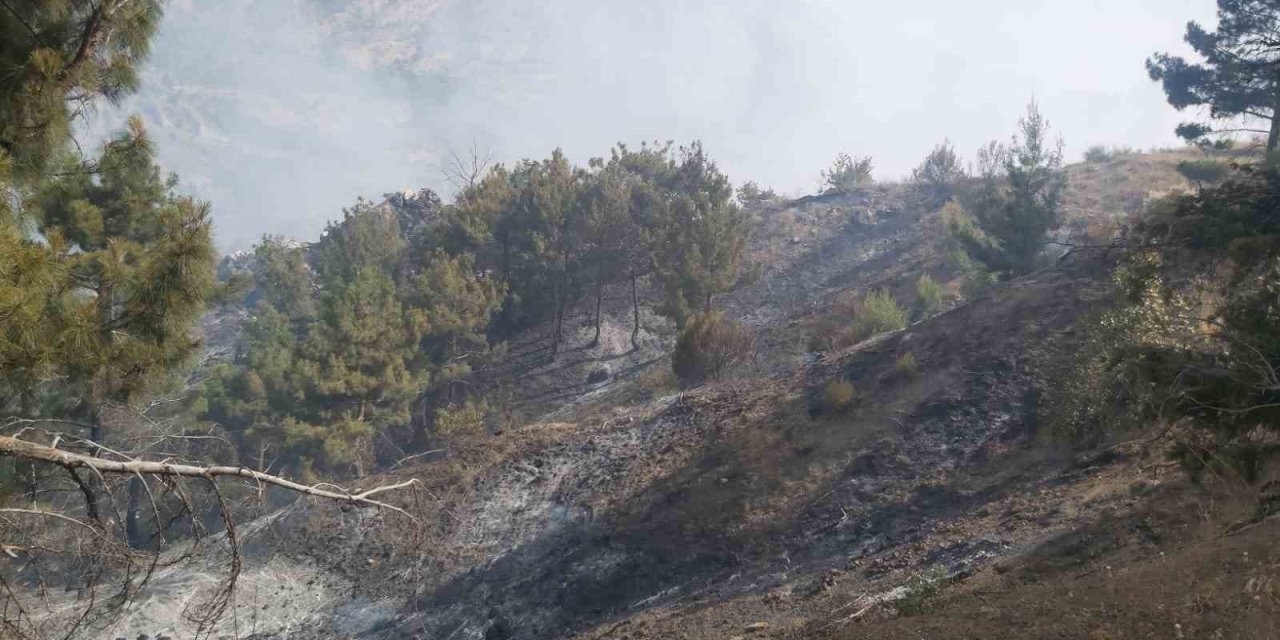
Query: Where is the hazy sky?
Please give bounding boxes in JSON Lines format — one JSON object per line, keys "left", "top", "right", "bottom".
{"left": 87, "top": 0, "right": 1218, "bottom": 250}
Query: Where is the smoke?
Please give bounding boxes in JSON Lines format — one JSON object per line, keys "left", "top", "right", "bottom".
{"left": 88, "top": 0, "right": 1215, "bottom": 250}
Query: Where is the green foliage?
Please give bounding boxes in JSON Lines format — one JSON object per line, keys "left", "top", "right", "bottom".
{"left": 955, "top": 101, "right": 1066, "bottom": 276}
{"left": 1147, "top": 2, "right": 1280, "bottom": 151}
{"left": 895, "top": 566, "right": 948, "bottom": 616}
{"left": 637, "top": 367, "right": 679, "bottom": 399}
{"left": 1083, "top": 145, "right": 1111, "bottom": 163}
{"left": 852, "top": 289, "right": 908, "bottom": 341}
{"left": 0, "top": 1, "right": 164, "bottom": 178}
{"left": 736, "top": 181, "right": 778, "bottom": 207}
{"left": 820, "top": 379, "right": 856, "bottom": 415}
{"left": 0, "top": 1, "right": 216, "bottom": 455}
{"left": 914, "top": 274, "right": 943, "bottom": 318}
{"left": 911, "top": 141, "right": 963, "bottom": 207}
{"left": 1052, "top": 162, "right": 1280, "bottom": 479}
{"left": 206, "top": 203, "right": 503, "bottom": 476}
{"left": 444, "top": 141, "right": 750, "bottom": 339}
{"left": 1176, "top": 158, "right": 1230, "bottom": 190}
{"left": 650, "top": 143, "right": 752, "bottom": 327}
{"left": 893, "top": 352, "right": 919, "bottom": 378}
{"left": 434, "top": 399, "right": 488, "bottom": 437}
{"left": 821, "top": 153, "right": 874, "bottom": 194}
{"left": 1, "top": 123, "right": 216, "bottom": 440}
{"left": 1083, "top": 145, "right": 1136, "bottom": 163}
{"left": 671, "top": 311, "right": 753, "bottom": 386}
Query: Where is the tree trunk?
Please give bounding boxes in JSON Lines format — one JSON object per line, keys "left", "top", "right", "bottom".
{"left": 126, "top": 475, "right": 147, "bottom": 549}
{"left": 1269, "top": 86, "right": 1280, "bottom": 153}
{"left": 1269, "top": 110, "right": 1280, "bottom": 153}
{"left": 630, "top": 269, "right": 641, "bottom": 351}
{"left": 549, "top": 273, "right": 562, "bottom": 361}
{"left": 590, "top": 285, "right": 603, "bottom": 348}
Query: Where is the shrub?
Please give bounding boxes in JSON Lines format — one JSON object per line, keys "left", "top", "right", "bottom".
{"left": 1083, "top": 145, "right": 1112, "bottom": 163}
{"left": 737, "top": 181, "right": 778, "bottom": 207}
{"left": 672, "top": 311, "right": 753, "bottom": 386}
{"left": 895, "top": 566, "right": 948, "bottom": 616}
{"left": 1083, "top": 145, "right": 1136, "bottom": 163}
{"left": 852, "top": 289, "right": 907, "bottom": 341}
{"left": 821, "top": 153, "right": 874, "bottom": 194}
{"left": 893, "top": 352, "right": 918, "bottom": 378}
{"left": 1176, "top": 158, "right": 1228, "bottom": 190}
{"left": 434, "top": 399, "right": 488, "bottom": 437}
{"left": 637, "top": 366, "right": 679, "bottom": 399}
{"left": 914, "top": 274, "right": 943, "bottom": 317}
{"left": 820, "top": 379, "right": 856, "bottom": 414}
{"left": 911, "top": 141, "right": 963, "bottom": 206}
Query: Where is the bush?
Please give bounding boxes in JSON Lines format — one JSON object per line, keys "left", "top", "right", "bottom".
{"left": 737, "top": 181, "right": 778, "bottom": 207}
{"left": 1176, "top": 158, "right": 1229, "bottom": 189}
{"left": 914, "top": 274, "right": 943, "bottom": 318}
{"left": 822, "top": 153, "right": 874, "bottom": 194}
{"left": 637, "top": 366, "right": 679, "bottom": 399}
{"left": 911, "top": 141, "right": 963, "bottom": 206}
{"left": 434, "top": 399, "right": 488, "bottom": 437}
{"left": 1083, "top": 145, "right": 1112, "bottom": 163}
{"left": 852, "top": 289, "right": 907, "bottom": 341}
{"left": 895, "top": 566, "right": 948, "bottom": 616}
{"left": 820, "top": 379, "right": 856, "bottom": 414}
{"left": 894, "top": 352, "right": 918, "bottom": 378}
{"left": 1083, "top": 145, "right": 1136, "bottom": 163}
{"left": 672, "top": 311, "right": 753, "bottom": 386}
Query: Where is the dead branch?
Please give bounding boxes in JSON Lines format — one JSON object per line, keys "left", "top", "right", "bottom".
{"left": 0, "top": 435, "right": 419, "bottom": 520}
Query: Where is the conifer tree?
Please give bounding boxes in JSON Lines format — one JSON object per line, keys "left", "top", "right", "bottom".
{"left": 651, "top": 142, "right": 750, "bottom": 326}
{"left": 1, "top": 0, "right": 165, "bottom": 177}
{"left": 1148, "top": 1, "right": 1280, "bottom": 151}
{"left": 3, "top": 120, "right": 216, "bottom": 444}
{"left": 207, "top": 202, "right": 501, "bottom": 476}
{"left": 955, "top": 101, "right": 1065, "bottom": 276}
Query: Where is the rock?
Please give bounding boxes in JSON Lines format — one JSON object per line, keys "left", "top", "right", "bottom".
{"left": 745, "top": 621, "right": 770, "bottom": 633}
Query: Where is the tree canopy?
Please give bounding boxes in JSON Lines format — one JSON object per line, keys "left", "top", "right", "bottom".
{"left": 1147, "top": 0, "right": 1280, "bottom": 150}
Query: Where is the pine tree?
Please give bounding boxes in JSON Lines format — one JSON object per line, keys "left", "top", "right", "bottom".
{"left": 208, "top": 202, "right": 501, "bottom": 476}
{"left": 651, "top": 142, "right": 750, "bottom": 326}
{"left": 1, "top": 1, "right": 165, "bottom": 178}
{"left": 3, "top": 120, "right": 216, "bottom": 444}
{"left": 955, "top": 101, "right": 1065, "bottom": 276}
{"left": 1147, "top": 1, "right": 1280, "bottom": 151}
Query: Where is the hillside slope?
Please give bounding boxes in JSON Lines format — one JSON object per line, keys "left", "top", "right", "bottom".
{"left": 81, "top": 150, "right": 1280, "bottom": 640}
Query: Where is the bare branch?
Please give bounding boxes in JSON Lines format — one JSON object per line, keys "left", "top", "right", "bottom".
{"left": 0, "top": 436, "right": 420, "bottom": 520}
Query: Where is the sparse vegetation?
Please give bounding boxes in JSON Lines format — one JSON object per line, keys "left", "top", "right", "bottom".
{"left": 914, "top": 274, "right": 943, "bottom": 318}
{"left": 852, "top": 289, "right": 909, "bottom": 341}
{"left": 911, "top": 140, "right": 964, "bottom": 207}
{"left": 637, "top": 367, "right": 680, "bottom": 399}
{"left": 671, "top": 311, "right": 753, "bottom": 386}
{"left": 434, "top": 399, "right": 489, "bottom": 437}
{"left": 895, "top": 566, "right": 948, "bottom": 616}
{"left": 1083, "top": 145, "right": 1136, "bottom": 163}
{"left": 737, "top": 180, "right": 778, "bottom": 207}
{"left": 893, "top": 352, "right": 919, "bottom": 378}
{"left": 820, "top": 379, "right": 856, "bottom": 415}
{"left": 954, "top": 100, "right": 1067, "bottom": 276}
{"left": 1176, "top": 158, "right": 1229, "bottom": 190}
{"left": 821, "top": 152, "right": 874, "bottom": 194}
